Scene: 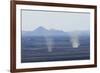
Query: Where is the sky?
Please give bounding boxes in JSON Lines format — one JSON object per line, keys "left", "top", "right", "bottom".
{"left": 21, "top": 9, "right": 90, "bottom": 32}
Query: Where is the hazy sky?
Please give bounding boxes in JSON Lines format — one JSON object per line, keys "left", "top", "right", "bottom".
{"left": 21, "top": 9, "right": 90, "bottom": 32}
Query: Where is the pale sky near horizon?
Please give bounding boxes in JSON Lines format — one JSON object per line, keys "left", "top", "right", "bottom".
{"left": 21, "top": 9, "right": 90, "bottom": 32}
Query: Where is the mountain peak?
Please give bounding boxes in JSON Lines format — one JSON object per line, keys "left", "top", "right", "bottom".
{"left": 33, "top": 26, "right": 48, "bottom": 33}
{"left": 37, "top": 26, "right": 45, "bottom": 29}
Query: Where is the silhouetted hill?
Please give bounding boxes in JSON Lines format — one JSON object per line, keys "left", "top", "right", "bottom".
{"left": 22, "top": 26, "right": 90, "bottom": 37}
{"left": 22, "top": 26, "right": 68, "bottom": 36}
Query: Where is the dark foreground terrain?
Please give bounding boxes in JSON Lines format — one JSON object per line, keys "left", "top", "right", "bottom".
{"left": 21, "top": 35, "right": 90, "bottom": 63}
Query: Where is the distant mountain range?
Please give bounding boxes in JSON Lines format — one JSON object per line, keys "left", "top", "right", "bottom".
{"left": 22, "top": 26, "right": 90, "bottom": 36}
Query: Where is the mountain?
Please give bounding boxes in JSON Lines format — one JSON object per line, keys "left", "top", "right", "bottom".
{"left": 22, "top": 26, "right": 90, "bottom": 37}
{"left": 22, "top": 26, "right": 67, "bottom": 36}
{"left": 32, "top": 26, "right": 48, "bottom": 35}
{"left": 33, "top": 27, "right": 48, "bottom": 33}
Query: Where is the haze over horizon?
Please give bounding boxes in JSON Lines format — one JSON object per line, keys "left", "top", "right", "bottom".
{"left": 22, "top": 26, "right": 90, "bottom": 32}
{"left": 22, "top": 10, "right": 90, "bottom": 32}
